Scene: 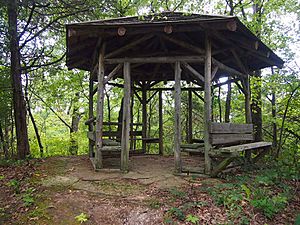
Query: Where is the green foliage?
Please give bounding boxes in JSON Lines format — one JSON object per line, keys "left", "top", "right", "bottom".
{"left": 75, "top": 213, "right": 89, "bottom": 224}
{"left": 250, "top": 193, "right": 288, "bottom": 219}
{"left": 167, "top": 207, "right": 185, "bottom": 221}
{"left": 241, "top": 184, "right": 251, "bottom": 200}
{"left": 0, "top": 175, "right": 4, "bottom": 180}
{"left": 22, "top": 188, "right": 35, "bottom": 207}
{"left": 295, "top": 214, "right": 300, "bottom": 225}
{"left": 7, "top": 179, "right": 20, "bottom": 194}
{"left": 169, "top": 187, "right": 187, "bottom": 199}
{"left": 185, "top": 214, "right": 199, "bottom": 224}
{"left": 206, "top": 165, "right": 296, "bottom": 220}
{"left": 147, "top": 199, "right": 161, "bottom": 209}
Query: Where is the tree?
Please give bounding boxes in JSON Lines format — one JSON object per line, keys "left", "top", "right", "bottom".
{"left": 7, "top": 0, "right": 30, "bottom": 159}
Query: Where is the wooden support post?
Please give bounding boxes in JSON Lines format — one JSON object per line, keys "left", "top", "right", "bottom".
{"left": 121, "top": 62, "right": 131, "bottom": 172}
{"left": 188, "top": 90, "right": 193, "bottom": 144}
{"left": 204, "top": 34, "right": 212, "bottom": 174}
{"left": 211, "top": 157, "right": 235, "bottom": 177}
{"left": 174, "top": 61, "right": 182, "bottom": 173}
{"left": 95, "top": 43, "right": 105, "bottom": 169}
{"left": 130, "top": 84, "right": 134, "bottom": 151}
{"left": 158, "top": 90, "right": 163, "bottom": 155}
{"left": 244, "top": 75, "right": 252, "bottom": 161}
{"left": 244, "top": 75, "right": 252, "bottom": 124}
{"left": 142, "top": 84, "right": 147, "bottom": 153}
{"left": 88, "top": 72, "right": 94, "bottom": 158}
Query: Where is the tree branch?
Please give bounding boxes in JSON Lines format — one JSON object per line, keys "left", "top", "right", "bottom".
{"left": 29, "top": 89, "right": 72, "bottom": 130}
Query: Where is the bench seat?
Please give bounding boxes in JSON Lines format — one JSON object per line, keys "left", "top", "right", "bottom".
{"left": 218, "top": 141, "right": 272, "bottom": 153}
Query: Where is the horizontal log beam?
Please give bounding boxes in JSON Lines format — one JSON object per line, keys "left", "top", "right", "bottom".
{"left": 105, "top": 56, "right": 205, "bottom": 64}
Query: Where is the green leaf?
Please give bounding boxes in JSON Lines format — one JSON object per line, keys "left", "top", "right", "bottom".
{"left": 75, "top": 213, "right": 89, "bottom": 224}
{"left": 186, "top": 214, "right": 199, "bottom": 224}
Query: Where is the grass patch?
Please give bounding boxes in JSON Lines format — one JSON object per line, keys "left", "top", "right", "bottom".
{"left": 204, "top": 166, "right": 296, "bottom": 221}
{"left": 147, "top": 198, "right": 162, "bottom": 209}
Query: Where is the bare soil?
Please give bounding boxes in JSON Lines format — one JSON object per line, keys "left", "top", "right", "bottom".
{"left": 0, "top": 155, "right": 299, "bottom": 225}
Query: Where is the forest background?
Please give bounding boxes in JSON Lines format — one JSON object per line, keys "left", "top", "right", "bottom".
{"left": 0, "top": 0, "right": 299, "bottom": 174}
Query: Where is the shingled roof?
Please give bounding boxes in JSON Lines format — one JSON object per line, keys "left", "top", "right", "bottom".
{"left": 66, "top": 11, "right": 283, "bottom": 81}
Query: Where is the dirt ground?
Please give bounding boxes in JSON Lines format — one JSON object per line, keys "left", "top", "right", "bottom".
{"left": 1, "top": 155, "right": 298, "bottom": 225}
{"left": 24, "top": 155, "right": 207, "bottom": 225}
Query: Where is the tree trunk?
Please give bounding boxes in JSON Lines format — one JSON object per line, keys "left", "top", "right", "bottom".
{"left": 251, "top": 2, "right": 263, "bottom": 142}
{"left": 25, "top": 73, "right": 44, "bottom": 157}
{"left": 27, "top": 104, "right": 44, "bottom": 157}
{"left": 0, "top": 121, "right": 9, "bottom": 159}
{"left": 117, "top": 98, "right": 124, "bottom": 142}
{"left": 69, "top": 93, "right": 81, "bottom": 155}
{"left": 7, "top": 0, "right": 30, "bottom": 159}
{"left": 4, "top": 124, "right": 10, "bottom": 159}
{"left": 271, "top": 68, "right": 277, "bottom": 151}
{"left": 271, "top": 93, "right": 277, "bottom": 145}
{"left": 277, "top": 84, "right": 300, "bottom": 158}
{"left": 225, "top": 82, "right": 231, "bottom": 123}
{"left": 251, "top": 71, "right": 263, "bottom": 141}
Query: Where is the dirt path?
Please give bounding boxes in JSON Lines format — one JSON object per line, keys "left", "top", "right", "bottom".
{"left": 22, "top": 155, "right": 198, "bottom": 225}
{"left": 1, "top": 155, "right": 298, "bottom": 225}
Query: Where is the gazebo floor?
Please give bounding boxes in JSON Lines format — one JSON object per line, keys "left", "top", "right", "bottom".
{"left": 94, "top": 153, "right": 206, "bottom": 177}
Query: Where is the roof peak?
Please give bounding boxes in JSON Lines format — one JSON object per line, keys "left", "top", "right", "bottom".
{"left": 66, "top": 11, "right": 236, "bottom": 26}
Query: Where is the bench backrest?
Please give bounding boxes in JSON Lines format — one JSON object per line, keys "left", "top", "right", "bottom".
{"left": 209, "top": 122, "right": 254, "bottom": 145}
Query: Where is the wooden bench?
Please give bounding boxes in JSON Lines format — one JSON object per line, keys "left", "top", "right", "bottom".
{"left": 180, "top": 122, "right": 272, "bottom": 176}
{"left": 209, "top": 122, "right": 271, "bottom": 176}
{"left": 87, "top": 120, "right": 160, "bottom": 153}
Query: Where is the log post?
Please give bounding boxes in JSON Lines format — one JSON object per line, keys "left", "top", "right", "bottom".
{"left": 244, "top": 75, "right": 252, "bottom": 161}
{"left": 244, "top": 75, "right": 252, "bottom": 123}
{"left": 95, "top": 43, "right": 105, "bottom": 169}
{"left": 158, "top": 90, "right": 163, "bottom": 155}
{"left": 130, "top": 83, "right": 134, "bottom": 151}
{"left": 142, "top": 83, "right": 147, "bottom": 153}
{"left": 174, "top": 61, "right": 182, "bottom": 173}
{"left": 188, "top": 90, "right": 193, "bottom": 144}
{"left": 204, "top": 34, "right": 212, "bottom": 174}
{"left": 121, "top": 62, "right": 131, "bottom": 172}
{"left": 88, "top": 72, "right": 94, "bottom": 158}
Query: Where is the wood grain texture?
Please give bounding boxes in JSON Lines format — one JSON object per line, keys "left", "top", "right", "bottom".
{"left": 204, "top": 34, "right": 212, "bottom": 174}
{"left": 209, "top": 122, "right": 253, "bottom": 134}
{"left": 121, "top": 62, "right": 131, "bottom": 172}
{"left": 174, "top": 61, "right": 182, "bottom": 173}
{"left": 219, "top": 141, "right": 271, "bottom": 153}
{"left": 211, "top": 133, "right": 254, "bottom": 145}
{"left": 95, "top": 43, "right": 105, "bottom": 169}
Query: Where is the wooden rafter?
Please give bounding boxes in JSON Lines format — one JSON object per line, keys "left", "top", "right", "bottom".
{"left": 160, "top": 34, "right": 246, "bottom": 78}
{"left": 105, "top": 34, "right": 154, "bottom": 58}
{"left": 211, "top": 66, "right": 219, "bottom": 81}
{"left": 103, "top": 63, "right": 123, "bottom": 84}
{"left": 231, "top": 49, "right": 248, "bottom": 74}
{"left": 192, "top": 90, "right": 204, "bottom": 102}
{"left": 182, "top": 62, "right": 205, "bottom": 82}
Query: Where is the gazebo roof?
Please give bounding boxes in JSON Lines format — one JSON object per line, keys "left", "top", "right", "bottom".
{"left": 66, "top": 12, "right": 283, "bottom": 82}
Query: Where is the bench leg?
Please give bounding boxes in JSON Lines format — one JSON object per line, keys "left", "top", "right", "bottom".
{"left": 252, "top": 147, "right": 271, "bottom": 164}
{"left": 245, "top": 150, "right": 252, "bottom": 164}
{"left": 211, "top": 157, "right": 235, "bottom": 177}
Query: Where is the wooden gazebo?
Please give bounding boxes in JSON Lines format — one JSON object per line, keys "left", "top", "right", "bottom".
{"left": 66, "top": 12, "right": 283, "bottom": 176}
